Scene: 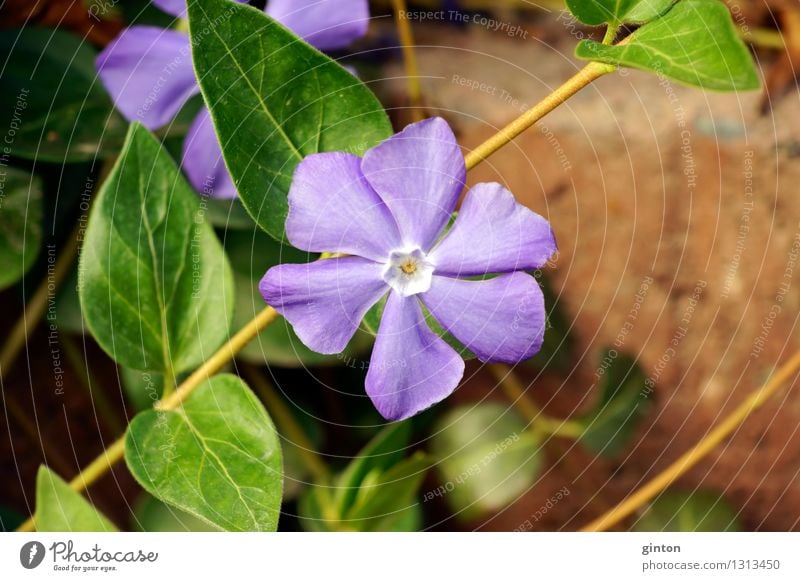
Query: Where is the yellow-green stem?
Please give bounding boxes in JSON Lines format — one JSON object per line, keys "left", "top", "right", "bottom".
{"left": 242, "top": 364, "right": 330, "bottom": 482}
{"left": 581, "top": 348, "right": 800, "bottom": 532}
{"left": 740, "top": 27, "right": 785, "bottom": 50}
{"left": 392, "top": 0, "right": 425, "bottom": 122}
{"left": 463, "top": 61, "right": 615, "bottom": 170}
{"left": 488, "top": 364, "right": 583, "bottom": 440}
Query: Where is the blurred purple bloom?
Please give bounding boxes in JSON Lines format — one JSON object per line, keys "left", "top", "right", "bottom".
{"left": 96, "top": 0, "right": 370, "bottom": 199}
{"left": 260, "top": 118, "right": 557, "bottom": 421}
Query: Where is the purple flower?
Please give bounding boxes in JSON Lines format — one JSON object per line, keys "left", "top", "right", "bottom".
{"left": 260, "top": 118, "right": 557, "bottom": 421}
{"left": 96, "top": 0, "right": 370, "bottom": 199}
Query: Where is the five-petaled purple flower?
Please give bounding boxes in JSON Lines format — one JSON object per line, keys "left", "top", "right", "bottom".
{"left": 260, "top": 118, "right": 557, "bottom": 421}
{"left": 96, "top": 0, "right": 369, "bottom": 199}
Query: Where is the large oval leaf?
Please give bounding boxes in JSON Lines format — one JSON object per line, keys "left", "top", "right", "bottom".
{"left": 187, "top": 0, "right": 393, "bottom": 240}
{"left": 125, "top": 374, "right": 283, "bottom": 532}
{"left": 79, "top": 123, "right": 234, "bottom": 375}
{"left": 0, "top": 28, "right": 127, "bottom": 162}
{"left": 0, "top": 167, "right": 42, "bottom": 290}
{"left": 575, "top": 0, "right": 761, "bottom": 91}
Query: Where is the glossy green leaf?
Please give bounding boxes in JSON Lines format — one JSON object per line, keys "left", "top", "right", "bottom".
{"left": 0, "top": 28, "right": 127, "bottom": 162}
{"left": 133, "top": 494, "right": 219, "bottom": 532}
{"left": 575, "top": 0, "right": 761, "bottom": 91}
{"left": 565, "top": 0, "right": 641, "bottom": 25}
{"left": 634, "top": 490, "right": 742, "bottom": 532}
{"left": 187, "top": 0, "right": 393, "bottom": 240}
{"left": 125, "top": 374, "right": 283, "bottom": 532}
{"left": 0, "top": 167, "right": 42, "bottom": 290}
{"left": 431, "top": 403, "right": 542, "bottom": 520}
{"left": 578, "top": 350, "right": 652, "bottom": 457}
{"left": 35, "top": 466, "right": 117, "bottom": 532}
{"left": 79, "top": 123, "right": 234, "bottom": 375}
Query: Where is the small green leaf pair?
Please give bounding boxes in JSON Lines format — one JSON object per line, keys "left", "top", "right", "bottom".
{"left": 300, "top": 423, "right": 430, "bottom": 531}
{"left": 570, "top": 0, "right": 761, "bottom": 92}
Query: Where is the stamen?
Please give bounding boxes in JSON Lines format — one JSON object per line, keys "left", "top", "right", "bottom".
{"left": 400, "top": 259, "right": 417, "bottom": 275}
{"left": 382, "top": 248, "right": 435, "bottom": 296}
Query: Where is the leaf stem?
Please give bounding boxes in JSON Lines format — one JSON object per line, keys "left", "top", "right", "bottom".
{"left": 241, "top": 363, "right": 330, "bottom": 482}
{"left": 392, "top": 0, "right": 425, "bottom": 122}
{"left": 488, "top": 364, "right": 583, "bottom": 440}
{"left": 602, "top": 22, "right": 620, "bottom": 45}
{"left": 463, "top": 61, "right": 615, "bottom": 170}
{"left": 740, "top": 27, "right": 785, "bottom": 50}
{"left": 581, "top": 348, "right": 800, "bottom": 532}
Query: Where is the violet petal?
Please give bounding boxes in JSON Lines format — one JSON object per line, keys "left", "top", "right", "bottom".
{"left": 96, "top": 26, "right": 199, "bottom": 130}
{"left": 182, "top": 107, "right": 237, "bottom": 199}
{"left": 366, "top": 293, "right": 464, "bottom": 421}
{"left": 260, "top": 257, "right": 388, "bottom": 354}
{"left": 286, "top": 152, "right": 403, "bottom": 261}
{"left": 430, "top": 182, "right": 557, "bottom": 276}
{"left": 361, "top": 117, "right": 466, "bottom": 251}
{"left": 266, "top": 0, "right": 370, "bottom": 51}
{"left": 420, "top": 272, "right": 545, "bottom": 363}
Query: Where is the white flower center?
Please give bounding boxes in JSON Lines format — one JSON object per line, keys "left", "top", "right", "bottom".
{"left": 382, "top": 248, "right": 435, "bottom": 297}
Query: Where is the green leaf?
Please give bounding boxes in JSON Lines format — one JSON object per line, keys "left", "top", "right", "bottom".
{"left": 578, "top": 350, "right": 652, "bottom": 457}
{"left": 187, "top": 0, "right": 393, "bottom": 240}
{"left": 624, "top": 0, "right": 674, "bottom": 22}
{"left": 566, "top": 0, "right": 641, "bottom": 25}
{"left": 0, "top": 28, "right": 127, "bottom": 162}
{"left": 431, "top": 403, "right": 542, "bottom": 520}
{"left": 124, "top": 374, "right": 283, "bottom": 532}
{"left": 575, "top": 0, "right": 761, "bottom": 91}
{"left": 336, "top": 422, "right": 412, "bottom": 512}
{"left": 0, "top": 167, "right": 42, "bottom": 290}
{"left": 299, "top": 423, "right": 428, "bottom": 532}
{"left": 344, "top": 452, "right": 431, "bottom": 531}
{"left": 35, "top": 466, "right": 118, "bottom": 532}
{"left": 79, "top": 123, "right": 234, "bottom": 375}
{"left": 133, "top": 494, "right": 219, "bottom": 532}
{"left": 634, "top": 490, "right": 742, "bottom": 531}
